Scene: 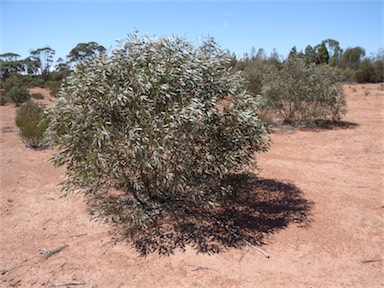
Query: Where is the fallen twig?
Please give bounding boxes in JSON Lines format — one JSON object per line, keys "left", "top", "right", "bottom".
{"left": 186, "top": 265, "right": 219, "bottom": 272}
{"left": 48, "top": 281, "right": 85, "bottom": 287}
{"left": 69, "top": 233, "right": 87, "bottom": 238}
{"left": 238, "top": 248, "right": 249, "bottom": 264}
{"left": 236, "top": 234, "right": 270, "bottom": 258}
{"left": 0, "top": 259, "right": 28, "bottom": 275}
{"left": 361, "top": 259, "right": 382, "bottom": 264}
{"left": 40, "top": 245, "right": 69, "bottom": 259}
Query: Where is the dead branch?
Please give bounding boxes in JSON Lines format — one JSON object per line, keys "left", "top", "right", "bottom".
{"left": 69, "top": 233, "right": 87, "bottom": 238}
{"left": 361, "top": 259, "right": 382, "bottom": 264}
{"left": 236, "top": 233, "right": 270, "bottom": 258}
{"left": 186, "top": 265, "right": 219, "bottom": 272}
{"left": 238, "top": 248, "right": 249, "bottom": 265}
{"left": 48, "top": 281, "right": 85, "bottom": 287}
{"left": 0, "top": 259, "right": 28, "bottom": 275}
{"left": 40, "top": 245, "right": 69, "bottom": 259}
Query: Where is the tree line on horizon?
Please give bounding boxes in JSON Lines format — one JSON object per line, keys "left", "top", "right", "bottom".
{"left": 0, "top": 38, "right": 382, "bottom": 98}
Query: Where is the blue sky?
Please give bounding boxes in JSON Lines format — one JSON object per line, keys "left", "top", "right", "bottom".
{"left": 1, "top": 1, "right": 383, "bottom": 63}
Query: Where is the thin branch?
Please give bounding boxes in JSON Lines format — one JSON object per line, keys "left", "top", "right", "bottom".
{"left": 361, "top": 259, "right": 382, "bottom": 264}
{"left": 69, "top": 233, "right": 87, "bottom": 238}
{"left": 0, "top": 259, "right": 28, "bottom": 275}
{"left": 39, "top": 245, "right": 68, "bottom": 259}
{"left": 238, "top": 247, "right": 249, "bottom": 265}
{"left": 235, "top": 233, "right": 270, "bottom": 258}
{"left": 48, "top": 281, "right": 86, "bottom": 287}
{"left": 186, "top": 265, "right": 219, "bottom": 273}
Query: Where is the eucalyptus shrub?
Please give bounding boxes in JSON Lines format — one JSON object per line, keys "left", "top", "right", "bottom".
{"left": 16, "top": 101, "right": 48, "bottom": 148}
{"left": 261, "top": 58, "right": 347, "bottom": 124}
{"left": 46, "top": 33, "right": 270, "bottom": 228}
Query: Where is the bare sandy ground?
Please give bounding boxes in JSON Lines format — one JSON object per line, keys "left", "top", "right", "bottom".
{"left": 0, "top": 84, "right": 383, "bottom": 288}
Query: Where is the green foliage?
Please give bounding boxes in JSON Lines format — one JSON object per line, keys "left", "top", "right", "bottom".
{"left": 342, "top": 47, "right": 365, "bottom": 70}
{"left": 2, "top": 74, "right": 23, "bottom": 92}
{"left": 235, "top": 49, "right": 280, "bottom": 97}
{"left": 15, "top": 101, "right": 48, "bottom": 148}
{"left": 0, "top": 94, "right": 9, "bottom": 105}
{"left": 67, "top": 41, "right": 106, "bottom": 66}
{"left": 46, "top": 33, "right": 270, "bottom": 229}
{"left": 44, "top": 80, "right": 62, "bottom": 97}
{"left": 30, "top": 47, "right": 55, "bottom": 81}
{"left": 6, "top": 86, "right": 31, "bottom": 106}
{"left": 261, "top": 58, "right": 347, "bottom": 124}
{"left": 314, "top": 42, "right": 329, "bottom": 64}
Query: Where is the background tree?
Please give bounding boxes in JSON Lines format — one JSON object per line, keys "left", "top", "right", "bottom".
{"left": 288, "top": 46, "right": 298, "bottom": 59}
{"left": 30, "top": 47, "right": 56, "bottom": 80}
{"left": 46, "top": 34, "right": 270, "bottom": 230}
{"left": 67, "top": 41, "right": 106, "bottom": 66}
{"left": 0, "top": 53, "right": 23, "bottom": 79}
{"left": 304, "top": 45, "right": 315, "bottom": 64}
{"left": 342, "top": 46, "right": 365, "bottom": 70}
{"left": 22, "top": 56, "right": 41, "bottom": 76}
{"left": 314, "top": 42, "right": 329, "bottom": 64}
{"left": 322, "top": 39, "right": 343, "bottom": 67}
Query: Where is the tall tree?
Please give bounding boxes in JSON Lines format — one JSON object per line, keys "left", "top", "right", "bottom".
{"left": 22, "top": 56, "right": 40, "bottom": 76}
{"left": 304, "top": 45, "right": 315, "bottom": 64}
{"left": 314, "top": 42, "right": 329, "bottom": 64}
{"left": 0, "top": 53, "right": 23, "bottom": 78}
{"left": 30, "top": 47, "right": 56, "bottom": 80}
{"left": 342, "top": 47, "right": 366, "bottom": 70}
{"left": 288, "top": 46, "right": 298, "bottom": 59}
{"left": 55, "top": 57, "right": 71, "bottom": 73}
{"left": 67, "top": 41, "right": 106, "bottom": 65}
{"left": 322, "top": 39, "right": 343, "bottom": 67}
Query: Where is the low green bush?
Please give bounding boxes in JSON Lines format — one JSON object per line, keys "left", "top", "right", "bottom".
{"left": 6, "top": 86, "right": 31, "bottom": 106}
{"left": 0, "top": 94, "right": 9, "bottom": 105}
{"left": 15, "top": 101, "right": 48, "bottom": 148}
{"left": 261, "top": 58, "right": 347, "bottom": 125}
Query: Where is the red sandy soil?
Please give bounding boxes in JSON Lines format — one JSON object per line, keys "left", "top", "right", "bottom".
{"left": 1, "top": 84, "right": 383, "bottom": 288}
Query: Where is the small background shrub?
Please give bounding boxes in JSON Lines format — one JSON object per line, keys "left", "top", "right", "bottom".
{"left": 261, "top": 57, "right": 347, "bottom": 125}
{"left": 0, "top": 93, "right": 9, "bottom": 105}
{"left": 15, "top": 101, "right": 48, "bottom": 148}
{"left": 6, "top": 86, "right": 31, "bottom": 106}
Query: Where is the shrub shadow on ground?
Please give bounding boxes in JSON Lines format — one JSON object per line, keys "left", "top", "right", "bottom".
{"left": 272, "top": 120, "right": 359, "bottom": 134}
{"left": 298, "top": 120, "right": 359, "bottom": 132}
{"left": 122, "top": 173, "right": 314, "bottom": 256}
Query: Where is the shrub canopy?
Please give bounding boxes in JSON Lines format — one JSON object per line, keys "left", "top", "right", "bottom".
{"left": 261, "top": 58, "right": 347, "bottom": 124}
{"left": 6, "top": 85, "right": 31, "bottom": 106}
{"left": 16, "top": 101, "right": 48, "bottom": 148}
{"left": 46, "top": 33, "right": 270, "bottom": 227}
